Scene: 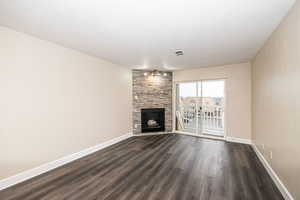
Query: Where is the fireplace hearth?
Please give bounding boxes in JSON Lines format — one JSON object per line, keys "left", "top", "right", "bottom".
{"left": 141, "top": 108, "right": 165, "bottom": 133}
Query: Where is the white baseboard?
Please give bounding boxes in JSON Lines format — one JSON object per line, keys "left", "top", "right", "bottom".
{"left": 252, "top": 144, "right": 294, "bottom": 200}
{"left": 0, "top": 132, "right": 133, "bottom": 191}
{"left": 174, "top": 132, "right": 252, "bottom": 145}
{"left": 226, "top": 136, "right": 252, "bottom": 145}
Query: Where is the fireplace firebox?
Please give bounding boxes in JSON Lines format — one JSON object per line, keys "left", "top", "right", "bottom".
{"left": 141, "top": 108, "right": 165, "bottom": 133}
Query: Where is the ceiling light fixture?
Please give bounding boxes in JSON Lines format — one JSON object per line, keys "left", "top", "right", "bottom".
{"left": 151, "top": 70, "right": 161, "bottom": 76}
{"left": 143, "top": 70, "right": 168, "bottom": 77}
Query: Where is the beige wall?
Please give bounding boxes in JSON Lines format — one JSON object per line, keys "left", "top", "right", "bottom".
{"left": 252, "top": 1, "right": 300, "bottom": 199}
{"left": 0, "top": 26, "right": 132, "bottom": 180}
{"left": 173, "top": 63, "right": 252, "bottom": 140}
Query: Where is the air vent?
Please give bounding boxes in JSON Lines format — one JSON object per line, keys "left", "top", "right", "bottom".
{"left": 175, "top": 50, "right": 184, "bottom": 56}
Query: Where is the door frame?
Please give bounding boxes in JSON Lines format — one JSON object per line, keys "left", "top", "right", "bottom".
{"left": 172, "top": 78, "right": 227, "bottom": 141}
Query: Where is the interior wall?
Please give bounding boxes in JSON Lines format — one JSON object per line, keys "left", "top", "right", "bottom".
{"left": 0, "top": 26, "right": 132, "bottom": 180}
{"left": 173, "top": 63, "right": 251, "bottom": 140}
{"left": 252, "top": 1, "right": 300, "bottom": 199}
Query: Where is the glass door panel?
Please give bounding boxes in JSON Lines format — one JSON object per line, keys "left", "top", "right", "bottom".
{"left": 201, "top": 80, "right": 225, "bottom": 137}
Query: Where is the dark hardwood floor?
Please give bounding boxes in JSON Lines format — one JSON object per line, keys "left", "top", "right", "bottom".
{"left": 0, "top": 134, "right": 283, "bottom": 200}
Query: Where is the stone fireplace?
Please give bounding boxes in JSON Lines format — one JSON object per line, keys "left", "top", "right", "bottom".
{"left": 132, "top": 70, "right": 172, "bottom": 134}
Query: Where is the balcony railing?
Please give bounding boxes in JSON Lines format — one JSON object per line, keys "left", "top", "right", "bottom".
{"left": 176, "top": 105, "right": 224, "bottom": 136}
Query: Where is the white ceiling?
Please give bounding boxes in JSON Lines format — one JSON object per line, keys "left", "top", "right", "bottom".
{"left": 0, "top": 0, "right": 295, "bottom": 70}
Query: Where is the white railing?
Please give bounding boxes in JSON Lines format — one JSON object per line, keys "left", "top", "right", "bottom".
{"left": 177, "top": 105, "right": 224, "bottom": 136}
{"left": 200, "top": 106, "right": 223, "bottom": 119}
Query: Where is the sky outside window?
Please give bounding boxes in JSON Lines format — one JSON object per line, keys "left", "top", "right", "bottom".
{"left": 179, "top": 80, "right": 224, "bottom": 98}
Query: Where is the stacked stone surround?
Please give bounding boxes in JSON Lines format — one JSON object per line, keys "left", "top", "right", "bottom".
{"left": 132, "top": 70, "right": 173, "bottom": 134}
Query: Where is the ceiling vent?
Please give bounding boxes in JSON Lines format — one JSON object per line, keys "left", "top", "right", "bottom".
{"left": 175, "top": 50, "right": 184, "bottom": 56}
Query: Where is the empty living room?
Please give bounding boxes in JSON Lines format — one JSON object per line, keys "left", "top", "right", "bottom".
{"left": 0, "top": 0, "right": 299, "bottom": 199}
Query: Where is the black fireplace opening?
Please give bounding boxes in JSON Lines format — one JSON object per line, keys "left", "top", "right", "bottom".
{"left": 141, "top": 108, "right": 165, "bottom": 133}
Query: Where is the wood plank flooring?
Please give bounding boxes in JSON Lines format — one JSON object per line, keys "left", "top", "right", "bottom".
{"left": 0, "top": 134, "right": 283, "bottom": 200}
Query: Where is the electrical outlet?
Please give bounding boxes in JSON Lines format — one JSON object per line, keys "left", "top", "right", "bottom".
{"left": 262, "top": 144, "right": 265, "bottom": 150}
{"left": 270, "top": 151, "right": 273, "bottom": 160}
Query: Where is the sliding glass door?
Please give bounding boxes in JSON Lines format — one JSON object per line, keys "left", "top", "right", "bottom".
{"left": 175, "top": 80, "right": 225, "bottom": 137}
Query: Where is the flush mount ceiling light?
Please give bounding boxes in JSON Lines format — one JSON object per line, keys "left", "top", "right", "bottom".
{"left": 175, "top": 50, "right": 184, "bottom": 56}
